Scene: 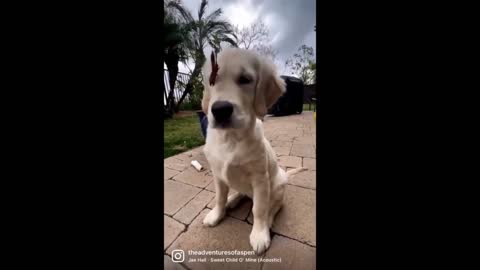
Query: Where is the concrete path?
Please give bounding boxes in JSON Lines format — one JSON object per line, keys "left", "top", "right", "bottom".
{"left": 164, "top": 111, "right": 316, "bottom": 270}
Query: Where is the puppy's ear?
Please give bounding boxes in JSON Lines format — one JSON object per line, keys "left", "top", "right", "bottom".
{"left": 201, "top": 59, "right": 212, "bottom": 114}
{"left": 254, "top": 60, "right": 286, "bottom": 117}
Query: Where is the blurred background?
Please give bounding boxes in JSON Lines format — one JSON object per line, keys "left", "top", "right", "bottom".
{"left": 163, "top": 0, "right": 316, "bottom": 157}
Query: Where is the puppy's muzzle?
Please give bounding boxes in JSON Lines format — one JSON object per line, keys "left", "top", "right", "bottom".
{"left": 211, "top": 101, "right": 233, "bottom": 125}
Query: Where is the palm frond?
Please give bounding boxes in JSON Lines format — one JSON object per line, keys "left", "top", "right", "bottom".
{"left": 163, "top": 23, "right": 184, "bottom": 47}
{"left": 166, "top": 1, "right": 194, "bottom": 24}
{"left": 218, "top": 36, "right": 237, "bottom": 47}
{"left": 204, "top": 8, "right": 222, "bottom": 23}
{"left": 211, "top": 31, "right": 237, "bottom": 47}
{"left": 205, "top": 20, "right": 235, "bottom": 36}
{"left": 207, "top": 38, "right": 220, "bottom": 53}
{"left": 198, "top": 0, "right": 208, "bottom": 20}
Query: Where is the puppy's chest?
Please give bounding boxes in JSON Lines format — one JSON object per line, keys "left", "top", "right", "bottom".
{"left": 223, "top": 163, "right": 256, "bottom": 194}
{"left": 204, "top": 143, "right": 266, "bottom": 193}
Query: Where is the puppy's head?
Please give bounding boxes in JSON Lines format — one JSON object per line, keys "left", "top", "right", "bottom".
{"left": 201, "top": 48, "right": 285, "bottom": 130}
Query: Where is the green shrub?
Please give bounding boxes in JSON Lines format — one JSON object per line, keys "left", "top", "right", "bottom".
{"left": 177, "top": 74, "right": 203, "bottom": 111}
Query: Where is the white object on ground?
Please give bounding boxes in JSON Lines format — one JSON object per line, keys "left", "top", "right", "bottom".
{"left": 191, "top": 160, "right": 203, "bottom": 171}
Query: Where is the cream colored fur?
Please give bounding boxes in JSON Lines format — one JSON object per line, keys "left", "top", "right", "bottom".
{"left": 201, "top": 48, "right": 306, "bottom": 255}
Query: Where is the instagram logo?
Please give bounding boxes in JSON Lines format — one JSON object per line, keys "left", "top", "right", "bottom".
{"left": 171, "top": 250, "right": 185, "bottom": 263}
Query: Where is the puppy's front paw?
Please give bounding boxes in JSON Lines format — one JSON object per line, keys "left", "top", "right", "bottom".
{"left": 203, "top": 207, "right": 225, "bottom": 227}
{"left": 249, "top": 228, "right": 271, "bottom": 255}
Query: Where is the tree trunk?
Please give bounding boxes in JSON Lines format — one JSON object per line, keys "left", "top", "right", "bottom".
{"left": 174, "top": 63, "right": 201, "bottom": 112}
{"left": 173, "top": 50, "right": 206, "bottom": 113}
{"left": 165, "top": 49, "right": 180, "bottom": 115}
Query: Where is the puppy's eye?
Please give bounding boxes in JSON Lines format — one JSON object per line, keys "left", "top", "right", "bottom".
{"left": 238, "top": 75, "right": 252, "bottom": 85}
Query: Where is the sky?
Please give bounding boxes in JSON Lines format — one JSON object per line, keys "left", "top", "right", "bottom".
{"left": 166, "top": 0, "right": 316, "bottom": 76}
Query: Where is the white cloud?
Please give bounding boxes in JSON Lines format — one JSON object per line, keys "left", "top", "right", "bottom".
{"left": 223, "top": 1, "right": 259, "bottom": 29}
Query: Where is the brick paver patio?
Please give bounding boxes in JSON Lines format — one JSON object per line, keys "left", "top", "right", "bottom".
{"left": 164, "top": 111, "right": 316, "bottom": 270}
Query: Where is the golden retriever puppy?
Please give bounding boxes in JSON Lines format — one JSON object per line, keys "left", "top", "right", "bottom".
{"left": 201, "top": 48, "right": 306, "bottom": 254}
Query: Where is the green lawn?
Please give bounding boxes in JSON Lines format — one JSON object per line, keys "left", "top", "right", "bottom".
{"left": 164, "top": 105, "right": 314, "bottom": 158}
{"left": 164, "top": 114, "right": 205, "bottom": 159}
{"left": 303, "top": 103, "right": 315, "bottom": 111}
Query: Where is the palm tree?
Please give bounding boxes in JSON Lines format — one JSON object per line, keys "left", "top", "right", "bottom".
{"left": 166, "top": 0, "right": 237, "bottom": 112}
{"left": 163, "top": 1, "right": 189, "bottom": 117}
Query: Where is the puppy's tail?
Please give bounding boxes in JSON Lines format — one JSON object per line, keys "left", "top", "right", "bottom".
{"left": 286, "top": 167, "right": 308, "bottom": 177}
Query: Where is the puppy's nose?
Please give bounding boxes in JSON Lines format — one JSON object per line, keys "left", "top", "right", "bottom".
{"left": 211, "top": 101, "right": 233, "bottom": 123}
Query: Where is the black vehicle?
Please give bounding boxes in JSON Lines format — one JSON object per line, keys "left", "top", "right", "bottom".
{"left": 268, "top": 75, "right": 304, "bottom": 116}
